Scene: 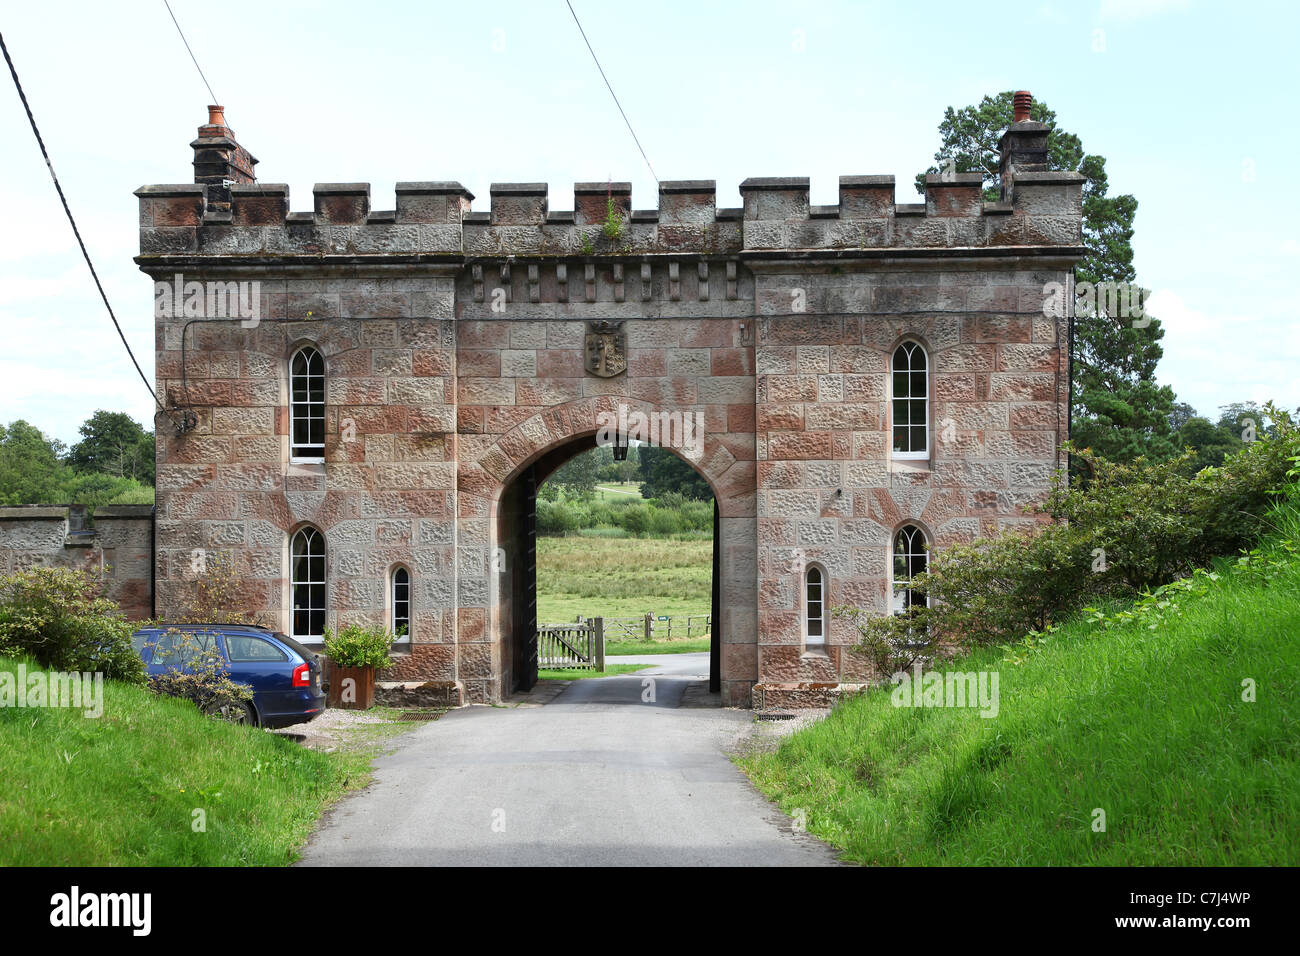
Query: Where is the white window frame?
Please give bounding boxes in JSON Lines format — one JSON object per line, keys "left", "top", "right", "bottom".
{"left": 391, "top": 566, "right": 412, "bottom": 643}
{"left": 890, "top": 341, "right": 929, "bottom": 460}
{"left": 290, "top": 526, "right": 326, "bottom": 643}
{"left": 891, "top": 524, "right": 929, "bottom": 615}
{"left": 290, "top": 346, "right": 325, "bottom": 462}
{"left": 804, "top": 564, "right": 826, "bottom": 649}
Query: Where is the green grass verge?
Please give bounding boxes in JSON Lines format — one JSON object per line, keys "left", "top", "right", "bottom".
{"left": 0, "top": 661, "right": 373, "bottom": 865}
{"left": 605, "top": 637, "right": 711, "bottom": 656}
{"left": 538, "top": 663, "right": 651, "bottom": 680}
{"left": 738, "top": 519, "right": 1300, "bottom": 866}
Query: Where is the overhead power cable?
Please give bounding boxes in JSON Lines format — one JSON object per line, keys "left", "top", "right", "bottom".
{"left": 163, "top": 0, "right": 219, "bottom": 105}
{"left": 564, "top": 0, "right": 659, "bottom": 185}
{"left": 0, "top": 30, "right": 180, "bottom": 429}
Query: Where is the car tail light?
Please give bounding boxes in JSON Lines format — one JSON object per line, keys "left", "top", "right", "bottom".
{"left": 291, "top": 662, "right": 311, "bottom": 687}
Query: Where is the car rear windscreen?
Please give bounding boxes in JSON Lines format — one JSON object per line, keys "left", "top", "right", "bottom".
{"left": 275, "top": 632, "right": 320, "bottom": 662}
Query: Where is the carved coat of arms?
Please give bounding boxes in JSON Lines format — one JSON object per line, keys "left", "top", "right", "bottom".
{"left": 584, "top": 320, "right": 627, "bottom": 377}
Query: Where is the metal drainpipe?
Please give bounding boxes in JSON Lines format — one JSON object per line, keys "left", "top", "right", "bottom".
{"left": 150, "top": 504, "right": 157, "bottom": 619}
{"left": 1067, "top": 265, "right": 1077, "bottom": 482}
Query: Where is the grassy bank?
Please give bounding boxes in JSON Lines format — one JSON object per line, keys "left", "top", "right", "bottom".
{"left": 739, "top": 515, "right": 1300, "bottom": 865}
{"left": 0, "top": 661, "right": 372, "bottom": 865}
{"left": 537, "top": 663, "right": 651, "bottom": 680}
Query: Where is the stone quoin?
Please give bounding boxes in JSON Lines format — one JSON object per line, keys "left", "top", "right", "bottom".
{"left": 130, "top": 96, "right": 1084, "bottom": 709}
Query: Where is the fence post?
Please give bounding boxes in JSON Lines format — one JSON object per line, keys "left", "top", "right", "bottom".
{"left": 594, "top": 617, "right": 605, "bottom": 672}
{"left": 644, "top": 612, "right": 653, "bottom": 642}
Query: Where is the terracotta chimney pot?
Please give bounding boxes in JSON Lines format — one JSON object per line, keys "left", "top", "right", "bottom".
{"left": 1013, "top": 91, "right": 1032, "bottom": 123}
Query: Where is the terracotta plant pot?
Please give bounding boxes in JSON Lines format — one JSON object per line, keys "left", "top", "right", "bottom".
{"left": 327, "top": 664, "right": 375, "bottom": 710}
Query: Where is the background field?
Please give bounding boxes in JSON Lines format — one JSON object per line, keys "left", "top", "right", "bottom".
{"left": 537, "top": 536, "right": 713, "bottom": 654}
{"left": 537, "top": 536, "right": 712, "bottom": 624}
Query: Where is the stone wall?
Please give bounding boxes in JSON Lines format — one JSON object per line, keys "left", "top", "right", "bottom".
{"left": 0, "top": 505, "right": 154, "bottom": 620}
{"left": 751, "top": 262, "right": 1068, "bottom": 700}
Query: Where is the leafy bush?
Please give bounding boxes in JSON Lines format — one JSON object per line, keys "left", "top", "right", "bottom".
{"left": 103, "top": 481, "right": 155, "bottom": 506}
{"left": 650, "top": 507, "right": 683, "bottom": 536}
{"left": 619, "top": 503, "right": 651, "bottom": 536}
{"left": 324, "top": 623, "right": 394, "bottom": 669}
{"left": 144, "top": 627, "right": 253, "bottom": 721}
{"left": 655, "top": 491, "right": 688, "bottom": 511}
{"left": 537, "top": 485, "right": 713, "bottom": 538}
{"left": 679, "top": 499, "right": 714, "bottom": 532}
{"left": 841, "top": 404, "right": 1300, "bottom": 669}
{"left": 0, "top": 566, "right": 143, "bottom": 682}
{"left": 536, "top": 499, "right": 574, "bottom": 535}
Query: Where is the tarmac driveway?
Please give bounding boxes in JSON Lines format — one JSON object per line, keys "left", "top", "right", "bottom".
{"left": 297, "top": 659, "right": 839, "bottom": 866}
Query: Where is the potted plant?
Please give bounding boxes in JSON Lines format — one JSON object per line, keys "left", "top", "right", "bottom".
{"left": 323, "top": 623, "right": 394, "bottom": 710}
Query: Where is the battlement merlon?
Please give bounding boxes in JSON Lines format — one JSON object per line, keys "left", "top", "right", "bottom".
{"left": 135, "top": 101, "right": 1085, "bottom": 264}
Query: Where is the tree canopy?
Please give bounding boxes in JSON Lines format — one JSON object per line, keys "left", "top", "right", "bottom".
{"left": 918, "top": 91, "right": 1177, "bottom": 465}
{"left": 637, "top": 446, "right": 712, "bottom": 501}
{"left": 66, "top": 410, "right": 155, "bottom": 485}
{"left": 0, "top": 414, "right": 154, "bottom": 509}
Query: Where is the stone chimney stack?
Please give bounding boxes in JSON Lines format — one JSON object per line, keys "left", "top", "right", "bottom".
{"left": 998, "top": 90, "right": 1050, "bottom": 201}
{"left": 191, "top": 105, "right": 258, "bottom": 213}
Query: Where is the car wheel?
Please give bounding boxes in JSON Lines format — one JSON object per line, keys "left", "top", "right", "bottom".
{"left": 205, "top": 700, "right": 257, "bottom": 727}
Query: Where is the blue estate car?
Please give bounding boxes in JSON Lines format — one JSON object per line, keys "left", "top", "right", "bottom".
{"left": 132, "top": 623, "right": 326, "bottom": 729}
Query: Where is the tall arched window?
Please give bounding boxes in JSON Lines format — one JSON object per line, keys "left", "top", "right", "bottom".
{"left": 291, "top": 527, "right": 326, "bottom": 641}
{"left": 391, "top": 566, "right": 411, "bottom": 641}
{"left": 891, "top": 341, "right": 929, "bottom": 459}
{"left": 892, "top": 525, "right": 928, "bottom": 614}
{"left": 805, "top": 565, "right": 825, "bottom": 648}
{"left": 290, "top": 346, "right": 325, "bottom": 460}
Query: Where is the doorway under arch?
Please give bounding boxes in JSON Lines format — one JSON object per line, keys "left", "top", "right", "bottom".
{"left": 495, "top": 434, "right": 722, "bottom": 699}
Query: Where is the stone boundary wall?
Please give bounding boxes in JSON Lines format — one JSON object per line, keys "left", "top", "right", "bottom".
{"left": 0, "top": 505, "right": 154, "bottom": 621}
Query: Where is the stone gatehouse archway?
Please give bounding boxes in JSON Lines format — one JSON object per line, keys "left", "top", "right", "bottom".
{"left": 138, "top": 104, "right": 1082, "bottom": 710}
{"left": 459, "top": 396, "right": 757, "bottom": 707}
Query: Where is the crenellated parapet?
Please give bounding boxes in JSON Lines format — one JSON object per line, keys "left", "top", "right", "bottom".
{"left": 136, "top": 106, "right": 1083, "bottom": 263}
{"left": 136, "top": 169, "right": 1082, "bottom": 261}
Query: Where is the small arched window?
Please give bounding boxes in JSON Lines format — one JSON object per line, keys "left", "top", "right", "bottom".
{"left": 290, "top": 346, "right": 325, "bottom": 460}
{"left": 805, "top": 565, "right": 825, "bottom": 648}
{"left": 891, "top": 341, "right": 929, "bottom": 459}
{"left": 892, "top": 525, "right": 928, "bottom": 614}
{"left": 291, "top": 527, "right": 326, "bottom": 641}
{"left": 392, "top": 567, "right": 411, "bottom": 641}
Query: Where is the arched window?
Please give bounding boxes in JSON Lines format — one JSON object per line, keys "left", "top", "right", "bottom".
{"left": 290, "top": 346, "right": 325, "bottom": 460}
{"left": 291, "top": 527, "right": 326, "bottom": 641}
{"left": 805, "top": 565, "right": 825, "bottom": 648}
{"left": 891, "top": 341, "right": 929, "bottom": 458}
{"left": 391, "top": 567, "right": 411, "bottom": 641}
{"left": 892, "top": 525, "right": 928, "bottom": 614}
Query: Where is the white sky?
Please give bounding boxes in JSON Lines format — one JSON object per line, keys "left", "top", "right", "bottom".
{"left": 1, "top": 0, "right": 1297, "bottom": 446}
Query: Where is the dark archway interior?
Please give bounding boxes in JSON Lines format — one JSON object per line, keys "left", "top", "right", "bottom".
{"left": 497, "top": 436, "right": 719, "bottom": 698}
